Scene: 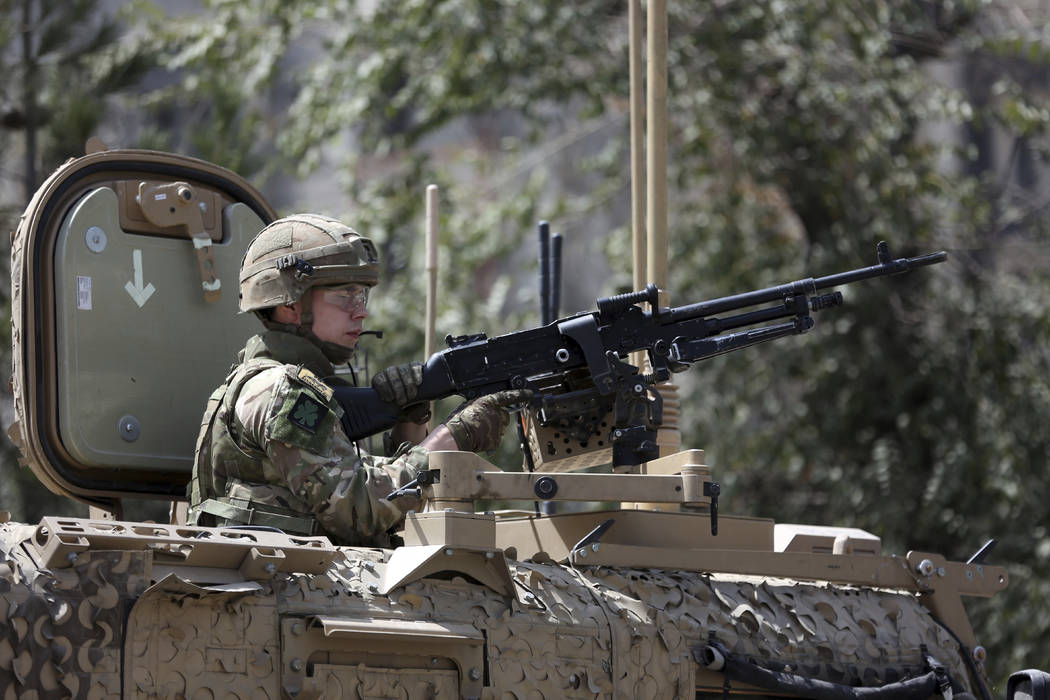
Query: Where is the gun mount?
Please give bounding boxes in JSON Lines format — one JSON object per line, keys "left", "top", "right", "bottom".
{"left": 387, "top": 448, "right": 1007, "bottom": 658}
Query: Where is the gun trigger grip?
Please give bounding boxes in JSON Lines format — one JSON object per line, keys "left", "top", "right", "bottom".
{"left": 558, "top": 315, "right": 615, "bottom": 394}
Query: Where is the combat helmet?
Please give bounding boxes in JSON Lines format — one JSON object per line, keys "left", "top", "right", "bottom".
{"left": 239, "top": 213, "right": 380, "bottom": 362}
{"left": 239, "top": 212, "right": 379, "bottom": 312}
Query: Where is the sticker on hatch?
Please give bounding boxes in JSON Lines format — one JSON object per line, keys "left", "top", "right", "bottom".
{"left": 77, "top": 276, "right": 92, "bottom": 310}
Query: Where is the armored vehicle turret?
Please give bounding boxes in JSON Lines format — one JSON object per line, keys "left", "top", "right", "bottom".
{"left": 2, "top": 146, "right": 1042, "bottom": 700}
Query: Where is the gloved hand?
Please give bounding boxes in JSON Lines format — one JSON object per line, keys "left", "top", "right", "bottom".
{"left": 372, "top": 362, "right": 430, "bottom": 424}
{"left": 445, "top": 389, "right": 533, "bottom": 452}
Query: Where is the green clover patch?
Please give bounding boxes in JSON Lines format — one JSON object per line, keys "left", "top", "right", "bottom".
{"left": 294, "top": 400, "right": 319, "bottom": 425}
{"left": 288, "top": 393, "right": 327, "bottom": 433}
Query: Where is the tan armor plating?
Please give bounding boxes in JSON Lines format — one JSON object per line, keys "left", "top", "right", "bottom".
{"left": 0, "top": 520, "right": 974, "bottom": 699}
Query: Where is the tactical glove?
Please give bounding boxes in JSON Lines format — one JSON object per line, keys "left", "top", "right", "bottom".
{"left": 445, "top": 389, "right": 533, "bottom": 453}
{"left": 372, "top": 362, "right": 430, "bottom": 424}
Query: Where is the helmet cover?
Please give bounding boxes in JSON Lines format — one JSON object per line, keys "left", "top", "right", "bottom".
{"left": 239, "top": 213, "right": 379, "bottom": 313}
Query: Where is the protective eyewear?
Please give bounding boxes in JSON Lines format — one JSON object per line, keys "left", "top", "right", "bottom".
{"left": 322, "top": 286, "right": 369, "bottom": 312}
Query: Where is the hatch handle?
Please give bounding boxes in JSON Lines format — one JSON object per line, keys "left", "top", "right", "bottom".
{"left": 137, "top": 181, "right": 221, "bottom": 302}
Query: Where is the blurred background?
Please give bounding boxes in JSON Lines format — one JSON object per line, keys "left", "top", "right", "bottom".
{"left": 2, "top": 0, "right": 1049, "bottom": 686}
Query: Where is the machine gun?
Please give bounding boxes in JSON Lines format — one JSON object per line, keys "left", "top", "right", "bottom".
{"left": 335, "top": 241, "right": 946, "bottom": 467}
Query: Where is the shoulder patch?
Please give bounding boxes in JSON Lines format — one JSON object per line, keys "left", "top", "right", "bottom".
{"left": 295, "top": 366, "right": 335, "bottom": 402}
{"left": 268, "top": 383, "right": 338, "bottom": 452}
{"left": 288, "top": 392, "right": 328, "bottom": 433}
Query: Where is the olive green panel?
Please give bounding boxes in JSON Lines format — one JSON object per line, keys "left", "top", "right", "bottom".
{"left": 54, "top": 186, "right": 263, "bottom": 472}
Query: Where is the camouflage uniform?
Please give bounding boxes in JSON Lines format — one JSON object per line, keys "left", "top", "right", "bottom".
{"left": 188, "top": 330, "right": 427, "bottom": 547}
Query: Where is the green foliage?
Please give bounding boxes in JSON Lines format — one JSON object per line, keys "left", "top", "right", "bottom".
{"left": 274, "top": 1, "right": 625, "bottom": 167}
{"left": 0, "top": 0, "right": 153, "bottom": 522}
{"left": 1, "top": 0, "right": 153, "bottom": 189}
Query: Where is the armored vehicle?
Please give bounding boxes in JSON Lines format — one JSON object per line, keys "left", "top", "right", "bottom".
{"left": 2, "top": 145, "right": 1044, "bottom": 700}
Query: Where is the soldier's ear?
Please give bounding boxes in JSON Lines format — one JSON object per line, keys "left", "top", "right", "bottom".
{"left": 272, "top": 302, "right": 301, "bottom": 324}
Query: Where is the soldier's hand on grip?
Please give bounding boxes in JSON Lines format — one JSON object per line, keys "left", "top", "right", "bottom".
{"left": 446, "top": 389, "right": 533, "bottom": 453}
{"left": 372, "top": 362, "right": 430, "bottom": 424}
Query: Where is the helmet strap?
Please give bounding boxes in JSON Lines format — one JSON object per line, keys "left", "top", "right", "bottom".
{"left": 298, "top": 285, "right": 315, "bottom": 332}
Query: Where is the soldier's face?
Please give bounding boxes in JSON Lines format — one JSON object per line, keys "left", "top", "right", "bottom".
{"left": 310, "top": 285, "right": 370, "bottom": 348}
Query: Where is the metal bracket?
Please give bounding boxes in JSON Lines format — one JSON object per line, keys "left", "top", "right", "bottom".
{"left": 906, "top": 550, "right": 1007, "bottom": 649}
{"left": 380, "top": 543, "right": 517, "bottom": 600}
{"left": 558, "top": 315, "right": 614, "bottom": 394}
{"left": 29, "top": 517, "right": 339, "bottom": 582}
{"left": 281, "top": 615, "right": 485, "bottom": 700}
{"left": 424, "top": 450, "right": 713, "bottom": 509}
{"left": 137, "top": 181, "right": 221, "bottom": 302}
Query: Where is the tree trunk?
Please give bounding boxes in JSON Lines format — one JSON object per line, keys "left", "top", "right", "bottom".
{"left": 21, "top": 0, "right": 37, "bottom": 201}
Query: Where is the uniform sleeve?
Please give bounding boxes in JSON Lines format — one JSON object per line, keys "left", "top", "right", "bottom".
{"left": 237, "top": 365, "right": 428, "bottom": 543}
{"left": 235, "top": 369, "right": 282, "bottom": 457}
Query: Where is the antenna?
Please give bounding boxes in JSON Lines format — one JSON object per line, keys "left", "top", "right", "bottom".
{"left": 538, "top": 221, "right": 552, "bottom": 325}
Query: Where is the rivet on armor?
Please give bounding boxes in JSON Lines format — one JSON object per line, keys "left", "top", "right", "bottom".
{"left": 85, "top": 226, "right": 107, "bottom": 253}
{"left": 118, "top": 415, "right": 141, "bottom": 442}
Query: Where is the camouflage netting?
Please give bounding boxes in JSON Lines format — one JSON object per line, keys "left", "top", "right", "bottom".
{"left": 0, "top": 524, "right": 972, "bottom": 699}
{"left": 0, "top": 524, "right": 147, "bottom": 698}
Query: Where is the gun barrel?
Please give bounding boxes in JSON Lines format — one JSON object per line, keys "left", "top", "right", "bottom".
{"left": 664, "top": 250, "right": 947, "bottom": 324}
{"left": 665, "top": 279, "right": 817, "bottom": 323}
{"left": 814, "top": 251, "right": 947, "bottom": 290}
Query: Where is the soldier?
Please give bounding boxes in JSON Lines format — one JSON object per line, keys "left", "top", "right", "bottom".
{"left": 188, "top": 213, "right": 526, "bottom": 545}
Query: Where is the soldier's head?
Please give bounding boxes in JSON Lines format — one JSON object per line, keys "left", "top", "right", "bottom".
{"left": 239, "top": 213, "right": 379, "bottom": 362}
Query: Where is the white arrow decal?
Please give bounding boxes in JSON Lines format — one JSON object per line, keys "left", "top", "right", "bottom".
{"left": 124, "top": 249, "right": 156, "bottom": 307}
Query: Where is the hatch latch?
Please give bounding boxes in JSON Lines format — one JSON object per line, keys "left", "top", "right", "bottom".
{"left": 137, "top": 181, "right": 221, "bottom": 302}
